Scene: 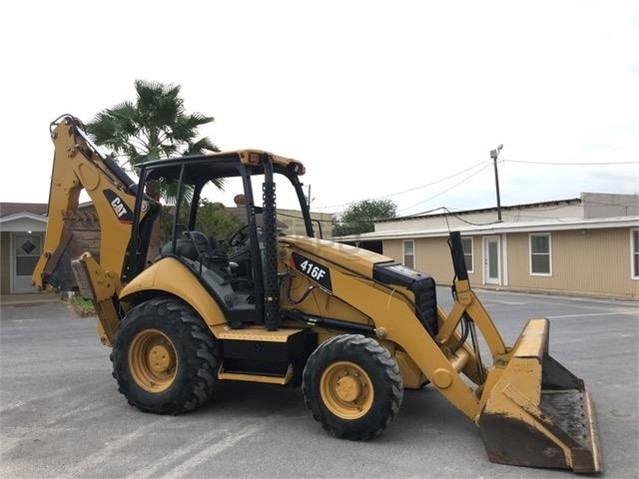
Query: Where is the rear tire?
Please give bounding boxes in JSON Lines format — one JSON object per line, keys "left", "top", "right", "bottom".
{"left": 302, "top": 334, "right": 403, "bottom": 440}
{"left": 111, "top": 298, "right": 219, "bottom": 414}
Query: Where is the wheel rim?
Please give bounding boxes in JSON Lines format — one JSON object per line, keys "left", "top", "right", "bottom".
{"left": 129, "top": 329, "right": 178, "bottom": 393}
{"left": 320, "top": 361, "right": 374, "bottom": 420}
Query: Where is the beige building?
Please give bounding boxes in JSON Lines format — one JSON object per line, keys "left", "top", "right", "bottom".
{"left": 225, "top": 207, "right": 333, "bottom": 238}
{"left": 277, "top": 209, "right": 333, "bottom": 238}
{"left": 337, "top": 193, "right": 639, "bottom": 300}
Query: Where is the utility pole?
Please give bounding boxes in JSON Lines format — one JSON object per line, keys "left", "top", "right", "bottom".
{"left": 307, "top": 184, "right": 312, "bottom": 209}
{"left": 490, "top": 144, "right": 504, "bottom": 222}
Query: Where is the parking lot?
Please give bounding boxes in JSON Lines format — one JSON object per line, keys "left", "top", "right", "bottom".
{"left": 1, "top": 289, "right": 637, "bottom": 478}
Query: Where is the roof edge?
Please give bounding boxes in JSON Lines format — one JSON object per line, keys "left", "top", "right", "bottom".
{"left": 0, "top": 212, "right": 48, "bottom": 224}
{"left": 377, "top": 197, "right": 582, "bottom": 224}
{"left": 335, "top": 216, "right": 639, "bottom": 242}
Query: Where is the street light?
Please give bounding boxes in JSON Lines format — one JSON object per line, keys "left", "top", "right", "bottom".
{"left": 490, "top": 145, "right": 503, "bottom": 222}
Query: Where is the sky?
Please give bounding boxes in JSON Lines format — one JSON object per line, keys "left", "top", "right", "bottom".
{"left": 1, "top": 0, "right": 637, "bottom": 218}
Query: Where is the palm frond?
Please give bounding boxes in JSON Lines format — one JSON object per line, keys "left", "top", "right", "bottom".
{"left": 183, "top": 137, "right": 220, "bottom": 155}
{"left": 89, "top": 79, "right": 222, "bottom": 191}
{"left": 160, "top": 179, "right": 194, "bottom": 206}
{"left": 171, "top": 113, "right": 211, "bottom": 143}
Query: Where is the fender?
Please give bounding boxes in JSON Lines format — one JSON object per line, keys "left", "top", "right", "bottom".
{"left": 119, "top": 257, "right": 227, "bottom": 333}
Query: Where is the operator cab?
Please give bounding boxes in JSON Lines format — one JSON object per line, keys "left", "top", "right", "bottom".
{"left": 125, "top": 150, "right": 313, "bottom": 329}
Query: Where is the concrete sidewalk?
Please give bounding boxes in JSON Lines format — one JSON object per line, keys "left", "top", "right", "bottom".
{"left": 0, "top": 291, "right": 62, "bottom": 306}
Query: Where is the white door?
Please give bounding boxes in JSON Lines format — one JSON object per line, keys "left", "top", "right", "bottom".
{"left": 483, "top": 236, "right": 500, "bottom": 285}
{"left": 12, "top": 233, "right": 43, "bottom": 292}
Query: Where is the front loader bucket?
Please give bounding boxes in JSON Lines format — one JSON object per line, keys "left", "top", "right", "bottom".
{"left": 478, "top": 319, "right": 602, "bottom": 473}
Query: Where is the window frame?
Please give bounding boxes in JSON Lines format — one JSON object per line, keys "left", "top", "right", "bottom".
{"left": 403, "top": 239, "right": 415, "bottom": 269}
{"left": 631, "top": 229, "right": 639, "bottom": 280}
{"left": 529, "top": 232, "right": 552, "bottom": 277}
{"left": 461, "top": 236, "right": 474, "bottom": 273}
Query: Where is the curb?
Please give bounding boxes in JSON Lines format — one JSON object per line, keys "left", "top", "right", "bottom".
{"left": 67, "top": 301, "right": 96, "bottom": 317}
{"left": 1, "top": 297, "right": 63, "bottom": 307}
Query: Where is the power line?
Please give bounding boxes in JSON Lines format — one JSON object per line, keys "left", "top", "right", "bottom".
{"left": 315, "top": 157, "right": 636, "bottom": 212}
{"left": 314, "top": 159, "right": 492, "bottom": 210}
{"left": 387, "top": 159, "right": 635, "bottom": 215}
{"left": 397, "top": 163, "right": 493, "bottom": 213}
{"left": 440, "top": 207, "right": 502, "bottom": 227}
{"left": 393, "top": 206, "right": 503, "bottom": 227}
{"left": 504, "top": 159, "right": 639, "bottom": 166}
{"left": 380, "top": 159, "right": 491, "bottom": 198}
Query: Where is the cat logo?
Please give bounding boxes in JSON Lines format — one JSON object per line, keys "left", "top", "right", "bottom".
{"left": 111, "top": 197, "right": 127, "bottom": 218}
{"left": 103, "top": 190, "right": 133, "bottom": 224}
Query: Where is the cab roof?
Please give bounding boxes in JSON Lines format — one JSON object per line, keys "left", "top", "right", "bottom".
{"left": 141, "top": 149, "right": 306, "bottom": 183}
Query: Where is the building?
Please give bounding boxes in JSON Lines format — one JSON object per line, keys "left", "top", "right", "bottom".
{"left": 336, "top": 193, "right": 639, "bottom": 299}
{"left": 1, "top": 203, "right": 48, "bottom": 294}
{"left": 274, "top": 209, "right": 333, "bottom": 238}
{"left": 224, "top": 207, "right": 333, "bottom": 238}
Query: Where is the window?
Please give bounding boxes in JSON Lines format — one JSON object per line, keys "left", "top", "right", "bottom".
{"left": 530, "top": 233, "right": 551, "bottom": 276}
{"left": 632, "top": 229, "right": 639, "bottom": 279}
{"left": 403, "top": 240, "right": 415, "bottom": 269}
{"left": 461, "top": 237, "right": 473, "bottom": 273}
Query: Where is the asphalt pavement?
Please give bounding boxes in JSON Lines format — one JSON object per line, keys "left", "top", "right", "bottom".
{"left": 1, "top": 289, "right": 637, "bottom": 478}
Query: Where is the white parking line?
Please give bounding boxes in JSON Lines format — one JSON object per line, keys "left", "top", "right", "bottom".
{"left": 547, "top": 311, "right": 638, "bottom": 319}
{"left": 483, "top": 300, "right": 528, "bottom": 306}
{"left": 128, "top": 426, "right": 229, "bottom": 479}
{"left": 158, "top": 423, "right": 262, "bottom": 479}
{"left": 0, "top": 384, "right": 98, "bottom": 414}
{"left": 56, "top": 418, "right": 169, "bottom": 479}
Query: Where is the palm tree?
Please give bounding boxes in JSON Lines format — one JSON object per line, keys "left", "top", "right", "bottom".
{"left": 86, "top": 80, "right": 221, "bottom": 261}
{"left": 86, "top": 79, "right": 221, "bottom": 201}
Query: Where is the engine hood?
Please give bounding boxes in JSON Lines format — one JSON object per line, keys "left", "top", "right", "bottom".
{"left": 279, "top": 235, "right": 395, "bottom": 279}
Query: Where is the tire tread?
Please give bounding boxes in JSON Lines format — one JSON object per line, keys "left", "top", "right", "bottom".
{"left": 111, "top": 298, "right": 219, "bottom": 415}
{"left": 302, "top": 334, "right": 403, "bottom": 441}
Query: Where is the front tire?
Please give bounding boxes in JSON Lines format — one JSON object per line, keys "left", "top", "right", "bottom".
{"left": 111, "top": 298, "right": 219, "bottom": 414}
{"left": 302, "top": 334, "right": 403, "bottom": 440}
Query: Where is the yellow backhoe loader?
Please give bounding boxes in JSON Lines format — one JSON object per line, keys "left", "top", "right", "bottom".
{"left": 33, "top": 114, "right": 601, "bottom": 473}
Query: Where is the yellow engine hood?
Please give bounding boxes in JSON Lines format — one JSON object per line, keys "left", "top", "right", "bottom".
{"left": 279, "top": 235, "right": 395, "bottom": 279}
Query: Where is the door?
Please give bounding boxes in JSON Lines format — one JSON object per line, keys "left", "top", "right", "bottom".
{"left": 11, "top": 233, "right": 43, "bottom": 293}
{"left": 483, "top": 236, "right": 500, "bottom": 285}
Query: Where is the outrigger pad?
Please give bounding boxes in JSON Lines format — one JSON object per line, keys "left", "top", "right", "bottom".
{"left": 478, "top": 319, "right": 602, "bottom": 473}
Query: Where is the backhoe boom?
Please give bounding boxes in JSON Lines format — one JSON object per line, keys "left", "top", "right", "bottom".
{"left": 33, "top": 115, "right": 155, "bottom": 292}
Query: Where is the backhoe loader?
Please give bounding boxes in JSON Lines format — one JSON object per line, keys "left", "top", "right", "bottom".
{"left": 33, "top": 114, "right": 601, "bottom": 473}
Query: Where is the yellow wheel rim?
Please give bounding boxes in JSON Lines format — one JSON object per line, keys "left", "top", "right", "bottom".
{"left": 129, "top": 329, "right": 178, "bottom": 393}
{"left": 320, "top": 361, "right": 374, "bottom": 420}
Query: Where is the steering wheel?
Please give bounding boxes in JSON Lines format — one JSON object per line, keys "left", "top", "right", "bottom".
{"left": 228, "top": 224, "right": 250, "bottom": 248}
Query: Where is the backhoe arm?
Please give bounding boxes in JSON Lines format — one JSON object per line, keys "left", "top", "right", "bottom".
{"left": 32, "top": 115, "right": 161, "bottom": 347}
{"left": 32, "top": 114, "right": 151, "bottom": 292}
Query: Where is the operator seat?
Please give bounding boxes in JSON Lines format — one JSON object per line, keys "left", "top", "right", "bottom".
{"left": 160, "top": 232, "right": 254, "bottom": 320}
{"left": 159, "top": 238, "right": 198, "bottom": 261}
{"left": 184, "top": 230, "right": 229, "bottom": 270}
{"left": 159, "top": 231, "right": 230, "bottom": 279}
{"left": 181, "top": 231, "right": 255, "bottom": 326}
